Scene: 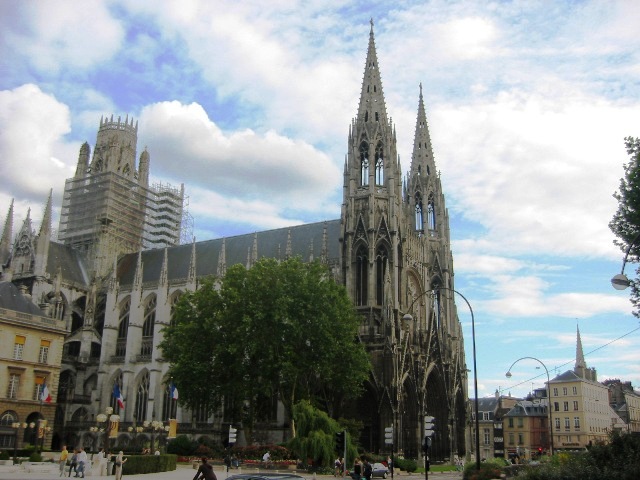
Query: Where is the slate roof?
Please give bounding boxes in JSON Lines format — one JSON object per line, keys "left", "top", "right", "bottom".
{"left": 47, "top": 241, "right": 90, "bottom": 287}
{"left": 0, "top": 281, "right": 47, "bottom": 316}
{"left": 117, "top": 219, "right": 342, "bottom": 286}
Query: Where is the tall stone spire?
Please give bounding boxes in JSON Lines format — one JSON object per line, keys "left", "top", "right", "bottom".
{"left": 409, "top": 83, "right": 437, "bottom": 179}
{"left": 0, "top": 199, "right": 14, "bottom": 266}
{"left": 575, "top": 325, "right": 586, "bottom": 373}
{"left": 356, "top": 18, "right": 390, "bottom": 130}
{"left": 34, "top": 189, "right": 53, "bottom": 276}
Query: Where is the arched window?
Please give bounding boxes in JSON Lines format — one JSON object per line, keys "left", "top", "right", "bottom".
{"left": 355, "top": 245, "right": 368, "bottom": 306}
{"left": 375, "top": 142, "right": 384, "bottom": 185}
{"left": 110, "top": 373, "right": 124, "bottom": 415}
{"left": 0, "top": 411, "right": 18, "bottom": 448}
{"left": 116, "top": 299, "right": 130, "bottom": 358}
{"left": 415, "top": 193, "right": 424, "bottom": 232}
{"left": 58, "top": 371, "right": 74, "bottom": 403}
{"left": 427, "top": 196, "right": 436, "bottom": 232}
{"left": 360, "top": 141, "right": 369, "bottom": 186}
{"left": 135, "top": 372, "right": 150, "bottom": 423}
{"left": 375, "top": 246, "right": 388, "bottom": 305}
{"left": 141, "top": 295, "right": 156, "bottom": 357}
{"left": 432, "top": 288, "right": 442, "bottom": 330}
{"left": 162, "top": 383, "right": 178, "bottom": 421}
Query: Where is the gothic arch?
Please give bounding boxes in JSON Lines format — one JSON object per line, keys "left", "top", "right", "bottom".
{"left": 359, "top": 140, "right": 370, "bottom": 186}
{"left": 375, "top": 141, "right": 384, "bottom": 185}
{"left": 141, "top": 294, "right": 156, "bottom": 357}
{"left": 169, "top": 290, "right": 183, "bottom": 326}
{"left": 353, "top": 241, "right": 369, "bottom": 307}
{"left": 83, "top": 374, "right": 97, "bottom": 397}
{"left": 425, "top": 367, "right": 449, "bottom": 462}
{"left": 116, "top": 296, "right": 131, "bottom": 358}
{"left": 375, "top": 243, "right": 390, "bottom": 306}
{"left": 133, "top": 370, "right": 150, "bottom": 423}
{"left": 44, "top": 290, "right": 67, "bottom": 320}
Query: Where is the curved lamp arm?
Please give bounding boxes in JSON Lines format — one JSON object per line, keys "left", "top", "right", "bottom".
{"left": 505, "top": 356, "right": 554, "bottom": 455}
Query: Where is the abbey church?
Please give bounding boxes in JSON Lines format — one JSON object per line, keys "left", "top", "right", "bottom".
{"left": 0, "top": 24, "right": 468, "bottom": 460}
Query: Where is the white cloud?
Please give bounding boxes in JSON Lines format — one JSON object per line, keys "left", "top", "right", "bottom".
{"left": 2, "top": 0, "right": 124, "bottom": 73}
{"left": 0, "top": 85, "right": 75, "bottom": 201}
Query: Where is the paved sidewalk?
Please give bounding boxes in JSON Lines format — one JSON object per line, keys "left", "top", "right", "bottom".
{"left": 0, "top": 465, "right": 464, "bottom": 480}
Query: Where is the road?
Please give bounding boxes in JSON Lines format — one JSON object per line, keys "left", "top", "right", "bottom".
{"left": 0, "top": 464, "right": 464, "bottom": 480}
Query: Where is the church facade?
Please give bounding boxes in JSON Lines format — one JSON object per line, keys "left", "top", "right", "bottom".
{"left": 0, "top": 23, "right": 468, "bottom": 460}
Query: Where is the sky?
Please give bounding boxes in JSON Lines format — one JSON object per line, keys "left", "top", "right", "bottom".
{"left": 1, "top": 0, "right": 639, "bottom": 402}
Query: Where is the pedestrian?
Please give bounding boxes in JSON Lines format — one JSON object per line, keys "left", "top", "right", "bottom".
{"left": 352, "top": 457, "right": 362, "bottom": 480}
{"left": 334, "top": 457, "right": 343, "bottom": 477}
{"left": 75, "top": 447, "right": 88, "bottom": 478}
{"left": 262, "top": 451, "right": 271, "bottom": 469}
{"left": 224, "top": 453, "right": 232, "bottom": 472}
{"left": 114, "top": 451, "right": 127, "bottom": 480}
{"left": 362, "top": 458, "right": 372, "bottom": 480}
{"left": 68, "top": 449, "right": 78, "bottom": 478}
{"left": 386, "top": 456, "right": 393, "bottom": 474}
{"left": 59, "top": 445, "right": 68, "bottom": 477}
{"left": 193, "top": 457, "right": 217, "bottom": 480}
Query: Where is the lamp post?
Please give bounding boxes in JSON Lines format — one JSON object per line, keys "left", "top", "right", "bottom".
{"left": 402, "top": 286, "right": 479, "bottom": 473}
{"left": 505, "top": 357, "right": 554, "bottom": 455}
{"left": 10, "top": 422, "right": 23, "bottom": 464}
{"left": 92, "top": 407, "right": 120, "bottom": 453}
{"left": 611, "top": 231, "right": 640, "bottom": 290}
{"left": 127, "top": 424, "right": 144, "bottom": 452}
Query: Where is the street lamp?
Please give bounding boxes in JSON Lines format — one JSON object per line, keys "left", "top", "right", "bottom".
{"left": 402, "top": 286, "right": 479, "bottom": 473}
{"left": 92, "top": 407, "right": 120, "bottom": 453}
{"left": 505, "top": 357, "right": 554, "bottom": 455}
{"left": 611, "top": 232, "right": 640, "bottom": 290}
{"left": 10, "top": 422, "right": 23, "bottom": 464}
{"left": 127, "top": 424, "right": 144, "bottom": 452}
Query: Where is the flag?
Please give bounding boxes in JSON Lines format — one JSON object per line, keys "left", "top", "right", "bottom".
{"left": 113, "top": 383, "right": 125, "bottom": 410}
{"left": 40, "top": 382, "right": 51, "bottom": 403}
{"left": 170, "top": 382, "right": 179, "bottom": 400}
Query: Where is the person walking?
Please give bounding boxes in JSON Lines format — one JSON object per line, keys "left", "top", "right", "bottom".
{"left": 193, "top": 457, "right": 217, "bottom": 480}
{"left": 262, "top": 451, "right": 271, "bottom": 469}
{"left": 59, "top": 445, "right": 68, "bottom": 477}
{"left": 68, "top": 449, "right": 78, "bottom": 478}
{"left": 352, "top": 458, "right": 362, "bottom": 480}
{"left": 75, "top": 447, "right": 88, "bottom": 478}
{"left": 362, "top": 459, "right": 372, "bottom": 480}
{"left": 114, "top": 451, "right": 127, "bottom": 480}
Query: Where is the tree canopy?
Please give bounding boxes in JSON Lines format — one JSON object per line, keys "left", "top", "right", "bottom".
{"left": 159, "top": 257, "right": 370, "bottom": 433}
{"left": 610, "top": 137, "right": 640, "bottom": 315}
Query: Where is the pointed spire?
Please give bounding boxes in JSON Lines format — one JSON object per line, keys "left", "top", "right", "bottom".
{"left": 321, "top": 221, "right": 328, "bottom": 263}
{"left": 109, "top": 253, "right": 119, "bottom": 293}
{"left": 409, "top": 83, "right": 436, "bottom": 180}
{"left": 575, "top": 325, "right": 586, "bottom": 370}
{"left": 38, "top": 189, "right": 53, "bottom": 237}
{"left": 34, "top": 190, "right": 53, "bottom": 276}
{"left": 217, "top": 238, "right": 227, "bottom": 277}
{"left": 252, "top": 232, "right": 258, "bottom": 264}
{"left": 286, "top": 229, "right": 292, "bottom": 259}
{"left": 357, "top": 19, "right": 390, "bottom": 129}
{"left": 0, "top": 199, "right": 14, "bottom": 264}
{"left": 159, "top": 247, "right": 169, "bottom": 287}
{"left": 188, "top": 237, "right": 197, "bottom": 284}
{"left": 75, "top": 142, "right": 91, "bottom": 177}
{"left": 133, "top": 250, "right": 144, "bottom": 293}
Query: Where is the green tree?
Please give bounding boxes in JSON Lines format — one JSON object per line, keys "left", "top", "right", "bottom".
{"left": 610, "top": 137, "right": 640, "bottom": 315}
{"left": 287, "top": 400, "right": 358, "bottom": 468}
{"left": 159, "top": 257, "right": 370, "bottom": 436}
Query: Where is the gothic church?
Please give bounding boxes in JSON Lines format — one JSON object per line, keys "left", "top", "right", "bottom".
{"left": 0, "top": 23, "right": 468, "bottom": 460}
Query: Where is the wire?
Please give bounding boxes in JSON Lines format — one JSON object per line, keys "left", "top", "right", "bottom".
{"left": 497, "top": 324, "right": 640, "bottom": 395}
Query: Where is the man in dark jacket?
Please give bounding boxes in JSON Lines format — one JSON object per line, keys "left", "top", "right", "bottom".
{"left": 193, "top": 457, "right": 217, "bottom": 480}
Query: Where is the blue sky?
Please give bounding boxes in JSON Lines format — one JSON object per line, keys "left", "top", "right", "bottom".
{"left": 1, "top": 0, "right": 639, "bottom": 401}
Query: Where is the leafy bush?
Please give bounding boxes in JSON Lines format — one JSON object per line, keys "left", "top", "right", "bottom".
{"left": 395, "top": 458, "right": 417, "bottom": 473}
{"left": 28, "top": 452, "right": 43, "bottom": 462}
{"left": 120, "top": 454, "right": 177, "bottom": 475}
{"left": 463, "top": 459, "right": 504, "bottom": 480}
{"left": 167, "top": 435, "right": 198, "bottom": 456}
{"left": 517, "top": 432, "right": 640, "bottom": 480}
{"left": 0, "top": 450, "right": 10, "bottom": 460}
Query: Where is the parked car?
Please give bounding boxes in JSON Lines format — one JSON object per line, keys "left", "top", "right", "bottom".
{"left": 228, "top": 474, "right": 304, "bottom": 480}
{"left": 372, "top": 463, "right": 390, "bottom": 478}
